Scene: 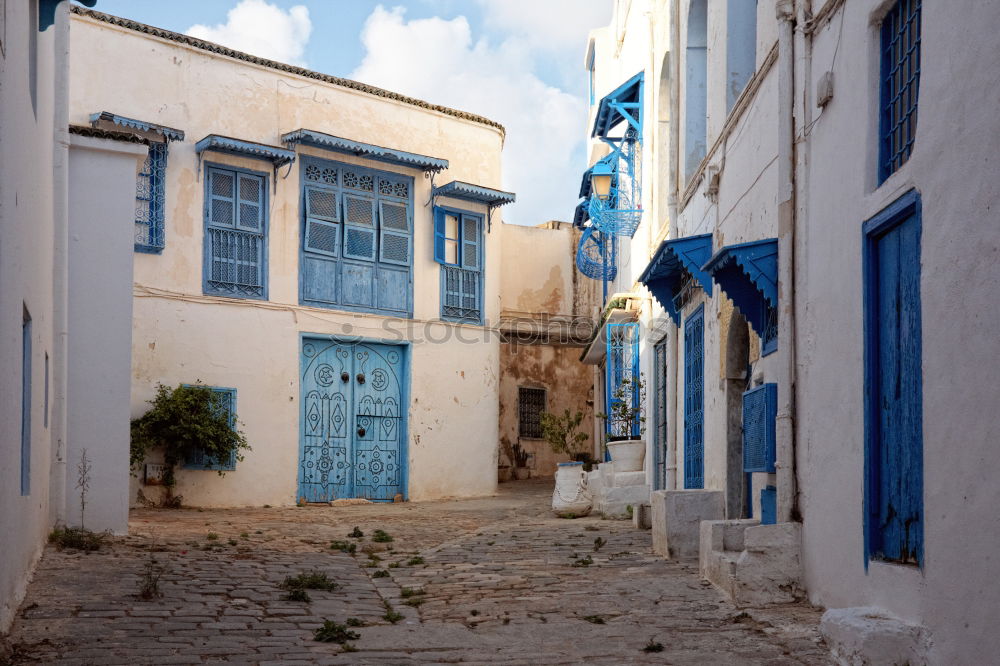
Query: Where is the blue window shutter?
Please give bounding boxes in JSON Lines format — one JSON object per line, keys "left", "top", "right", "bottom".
{"left": 304, "top": 186, "right": 340, "bottom": 257}
{"left": 205, "top": 166, "right": 267, "bottom": 299}
{"left": 742, "top": 383, "right": 777, "bottom": 473}
{"left": 433, "top": 207, "right": 447, "bottom": 264}
{"left": 461, "top": 215, "right": 481, "bottom": 270}
{"left": 183, "top": 386, "right": 238, "bottom": 471}
{"left": 342, "top": 194, "right": 377, "bottom": 261}
{"left": 378, "top": 200, "right": 411, "bottom": 266}
{"left": 208, "top": 168, "right": 236, "bottom": 228}
{"left": 760, "top": 486, "right": 777, "bottom": 525}
{"left": 135, "top": 142, "right": 167, "bottom": 253}
{"left": 237, "top": 173, "right": 263, "bottom": 231}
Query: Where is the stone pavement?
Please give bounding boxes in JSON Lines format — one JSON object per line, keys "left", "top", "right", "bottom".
{"left": 4, "top": 480, "right": 830, "bottom": 664}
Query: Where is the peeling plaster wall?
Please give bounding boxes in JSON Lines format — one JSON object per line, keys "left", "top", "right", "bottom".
{"left": 69, "top": 14, "right": 506, "bottom": 506}
{"left": 796, "top": 2, "right": 1000, "bottom": 663}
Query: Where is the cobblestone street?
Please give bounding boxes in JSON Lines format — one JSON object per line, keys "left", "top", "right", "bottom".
{"left": 5, "top": 481, "right": 829, "bottom": 664}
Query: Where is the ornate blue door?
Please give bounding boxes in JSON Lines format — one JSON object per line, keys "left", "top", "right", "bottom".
{"left": 299, "top": 339, "right": 405, "bottom": 502}
{"left": 683, "top": 305, "right": 705, "bottom": 489}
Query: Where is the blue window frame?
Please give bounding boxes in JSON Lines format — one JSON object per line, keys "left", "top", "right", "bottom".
{"left": 606, "top": 322, "right": 640, "bottom": 439}
{"left": 21, "top": 306, "right": 32, "bottom": 496}
{"left": 683, "top": 304, "right": 705, "bottom": 489}
{"left": 183, "top": 386, "right": 238, "bottom": 471}
{"left": 136, "top": 142, "right": 167, "bottom": 253}
{"left": 203, "top": 164, "right": 268, "bottom": 300}
{"left": 653, "top": 338, "right": 668, "bottom": 490}
{"left": 434, "top": 206, "right": 483, "bottom": 324}
{"left": 299, "top": 157, "right": 413, "bottom": 315}
{"left": 863, "top": 189, "right": 923, "bottom": 566}
{"left": 878, "top": 0, "right": 921, "bottom": 184}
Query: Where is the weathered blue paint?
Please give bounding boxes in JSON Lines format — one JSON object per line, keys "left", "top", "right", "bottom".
{"left": 202, "top": 163, "right": 268, "bottom": 300}
{"left": 639, "top": 234, "right": 714, "bottom": 325}
{"left": 89, "top": 111, "right": 185, "bottom": 142}
{"left": 432, "top": 181, "right": 515, "bottom": 207}
{"left": 760, "top": 486, "right": 777, "bottom": 525}
{"left": 196, "top": 135, "right": 295, "bottom": 170}
{"left": 863, "top": 189, "right": 923, "bottom": 567}
{"left": 683, "top": 305, "right": 705, "bottom": 489}
{"left": 742, "top": 383, "right": 777, "bottom": 473}
{"left": 21, "top": 307, "right": 32, "bottom": 496}
{"left": 726, "top": 0, "right": 758, "bottom": 111}
{"left": 878, "top": 0, "right": 921, "bottom": 184}
{"left": 299, "top": 157, "right": 413, "bottom": 317}
{"left": 182, "top": 386, "right": 237, "bottom": 471}
{"left": 282, "top": 129, "right": 448, "bottom": 172}
{"left": 591, "top": 71, "right": 644, "bottom": 138}
{"left": 653, "top": 338, "right": 668, "bottom": 490}
{"left": 606, "top": 322, "right": 640, "bottom": 438}
{"left": 299, "top": 337, "right": 407, "bottom": 502}
{"left": 703, "top": 239, "right": 778, "bottom": 353}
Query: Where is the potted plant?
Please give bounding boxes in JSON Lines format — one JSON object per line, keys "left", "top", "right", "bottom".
{"left": 540, "top": 409, "right": 592, "bottom": 470}
{"left": 598, "top": 374, "right": 647, "bottom": 473}
{"left": 511, "top": 442, "right": 531, "bottom": 480}
{"left": 130, "top": 383, "right": 250, "bottom": 506}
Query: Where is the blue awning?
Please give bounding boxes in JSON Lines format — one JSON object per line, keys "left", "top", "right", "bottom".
{"left": 433, "top": 181, "right": 515, "bottom": 207}
{"left": 579, "top": 167, "right": 594, "bottom": 199}
{"left": 703, "top": 239, "right": 778, "bottom": 338}
{"left": 638, "top": 234, "right": 714, "bottom": 324}
{"left": 196, "top": 135, "right": 296, "bottom": 168}
{"left": 282, "top": 129, "right": 448, "bottom": 172}
{"left": 89, "top": 111, "right": 185, "bottom": 142}
{"left": 591, "top": 71, "right": 644, "bottom": 138}
{"left": 573, "top": 201, "right": 590, "bottom": 228}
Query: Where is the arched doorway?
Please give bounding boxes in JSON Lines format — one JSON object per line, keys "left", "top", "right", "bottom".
{"left": 724, "top": 311, "right": 751, "bottom": 518}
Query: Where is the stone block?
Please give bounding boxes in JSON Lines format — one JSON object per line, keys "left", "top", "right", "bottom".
{"left": 598, "top": 484, "right": 650, "bottom": 519}
{"left": 612, "top": 471, "right": 646, "bottom": 488}
{"left": 820, "top": 607, "right": 930, "bottom": 666}
{"left": 700, "top": 521, "right": 805, "bottom": 607}
{"left": 632, "top": 503, "right": 652, "bottom": 530}
{"left": 649, "top": 490, "right": 725, "bottom": 560}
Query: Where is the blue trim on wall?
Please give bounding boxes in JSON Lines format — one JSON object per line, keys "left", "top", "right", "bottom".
{"left": 862, "top": 188, "right": 923, "bottom": 568}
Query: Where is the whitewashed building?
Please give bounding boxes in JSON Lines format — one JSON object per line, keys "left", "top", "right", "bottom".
{"left": 68, "top": 7, "right": 518, "bottom": 507}
{"left": 577, "top": 0, "right": 1000, "bottom": 663}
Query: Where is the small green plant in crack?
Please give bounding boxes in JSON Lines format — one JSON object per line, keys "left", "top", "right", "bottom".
{"left": 584, "top": 525, "right": 600, "bottom": 531}
{"left": 571, "top": 555, "right": 594, "bottom": 567}
{"left": 642, "top": 638, "right": 664, "bottom": 653}
{"left": 372, "top": 529, "right": 393, "bottom": 543}
{"left": 282, "top": 571, "right": 340, "bottom": 592}
{"left": 137, "top": 551, "right": 166, "bottom": 600}
{"left": 372, "top": 569, "right": 390, "bottom": 578}
{"left": 345, "top": 617, "right": 365, "bottom": 627}
{"left": 48, "top": 526, "right": 109, "bottom": 552}
{"left": 240, "top": 532, "right": 249, "bottom": 539}
{"left": 228, "top": 539, "right": 238, "bottom": 546}
{"left": 593, "top": 537, "right": 607, "bottom": 552}
{"left": 206, "top": 533, "right": 218, "bottom": 541}
{"left": 330, "top": 540, "right": 357, "bottom": 554}
{"left": 283, "top": 587, "right": 311, "bottom": 602}
{"left": 400, "top": 587, "right": 424, "bottom": 598}
{"left": 366, "top": 553, "right": 382, "bottom": 562}
{"left": 313, "top": 621, "right": 360, "bottom": 643}
{"left": 349, "top": 526, "right": 364, "bottom": 539}
{"left": 582, "top": 615, "right": 606, "bottom": 624}
{"left": 406, "top": 556, "right": 425, "bottom": 566}
{"left": 387, "top": 562, "right": 400, "bottom": 569}
{"left": 403, "top": 598, "right": 425, "bottom": 607}
{"left": 382, "top": 601, "right": 403, "bottom": 624}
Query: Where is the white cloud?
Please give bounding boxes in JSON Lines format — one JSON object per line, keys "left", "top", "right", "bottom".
{"left": 475, "top": 0, "right": 610, "bottom": 51}
{"left": 187, "top": 0, "right": 312, "bottom": 67}
{"left": 351, "top": 6, "right": 591, "bottom": 226}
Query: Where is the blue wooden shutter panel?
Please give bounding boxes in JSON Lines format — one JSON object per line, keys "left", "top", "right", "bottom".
{"left": 205, "top": 166, "right": 266, "bottom": 298}
{"left": 343, "top": 194, "right": 377, "bottom": 261}
{"left": 379, "top": 200, "right": 411, "bottom": 266}
{"left": 433, "top": 208, "right": 447, "bottom": 264}
{"left": 742, "top": 383, "right": 777, "bottom": 473}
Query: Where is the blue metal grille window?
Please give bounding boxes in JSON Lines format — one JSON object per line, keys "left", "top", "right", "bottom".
{"left": 183, "top": 386, "right": 238, "bottom": 471}
{"left": 742, "top": 383, "right": 777, "bottom": 474}
{"left": 435, "top": 207, "right": 483, "bottom": 324}
{"left": 136, "top": 142, "right": 168, "bottom": 253}
{"left": 204, "top": 166, "right": 267, "bottom": 299}
{"left": 653, "top": 339, "right": 668, "bottom": 490}
{"left": 605, "top": 322, "right": 640, "bottom": 438}
{"left": 878, "top": 0, "right": 921, "bottom": 183}
{"left": 683, "top": 305, "right": 705, "bottom": 489}
{"left": 518, "top": 387, "right": 546, "bottom": 438}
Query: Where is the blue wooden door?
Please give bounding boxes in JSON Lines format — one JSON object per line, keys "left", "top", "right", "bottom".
{"left": 684, "top": 305, "right": 705, "bottom": 488}
{"left": 299, "top": 340, "right": 405, "bottom": 502}
{"left": 865, "top": 200, "right": 923, "bottom": 564}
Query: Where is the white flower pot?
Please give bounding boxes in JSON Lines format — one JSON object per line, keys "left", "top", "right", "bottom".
{"left": 552, "top": 462, "right": 592, "bottom": 516}
{"left": 607, "top": 439, "right": 645, "bottom": 473}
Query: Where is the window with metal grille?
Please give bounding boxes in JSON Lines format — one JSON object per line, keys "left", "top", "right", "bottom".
{"left": 136, "top": 142, "right": 167, "bottom": 252}
{"left": 183, "top": 386, "right": 238, "bottom": 471}
{"left": 878, "top": 0, "right": 921, "bottom": 184}
{"left": 434, "top": 207, "right": 483, "bottom": 323}
{"left": 761, "top": 304, "right": 778, "bottom": 356}
{"left": 518, "top": 387, "right": 546, "bottom": 439}
{"left": 203, "top": 165, "right": 267, "bottom": 299}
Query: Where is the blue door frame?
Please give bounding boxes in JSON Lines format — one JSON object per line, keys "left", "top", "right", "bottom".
{"left": 298, "top": 335, "right": 409, "bottom": 502}
{"left": 683, "top": 305, "right": 705, "bottom": 488}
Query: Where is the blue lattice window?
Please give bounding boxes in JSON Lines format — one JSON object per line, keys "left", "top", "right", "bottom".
{"left": 434, "top": 207, "right": 483, "bottom": 323}
{"left": 742, "top": 383, "right": 777, "bottom": 473}
{"left": 183, "top": 386, "right": 238, "bottom": 471}
{"left": 136, "top": 142, "right": 167, "bottom": 253}
{"left": 203, "top": 165, "right": 267, "bottom": 299}
{"left": 878, "top": 0, "right": 921, "bottom": 183}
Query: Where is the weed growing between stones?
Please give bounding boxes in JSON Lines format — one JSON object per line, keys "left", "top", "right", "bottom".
{"left": 240, "top": 532, "right": 249, "bottom": 539}
{"left": 406, "top": 556, "right": 425, "bottom": 566}
{"left": 387, "top": 562, "right": 400, "bottom": 568}
{"left": 345, "top": 618, "right": 365, "bottom": 627}
{"left": 48, "top": 527, "right": 109, "bottom": 552}
{"left": 593, "top": 537, "right": 607, "bottom": 552}
{"left": 642, "top": 638, "right": 664, "bottom": 653}
{"left": 349, "top": 527, "right": 364, "bottom": 538}
{"left": 382, "top": 601, "right": 403, "bottom": 624}
{"left": 372, "top": 530, "right": 393, "bottom": 543}
{"left": 584, "top": 525, "right": 600, "bottom": 531}
{"left": 313, "top": 621, "right": 359, "bottom": 643}
{"left": 206, "top": 533, "right": 218, "bottom": 541}
{"left": 282, "top": 571, "right": 340, "bottom": 592}
{"left": 372, "top": 569, "right": 390, "bottom": 578}
{"left": 582, "top": 615, "right": 606, "bottom": 624}
{"left": 138, "top": 551, "right": 165, "bottom": 600}
{"left": 330, "top": 541, "right": 357, "bottom": 554}
{"left": 283, "top": 588, "right": 311, "bottom": 602}
{"left": 572, "top": 555, "right": 594, "bottom": 567}
{"left": 400, "top": 588, "right": 424, "bottom": 598}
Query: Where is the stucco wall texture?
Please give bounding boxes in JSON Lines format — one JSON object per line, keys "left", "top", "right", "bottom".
{"left": 69, "top": 12, "right": 507, "bottom": 507}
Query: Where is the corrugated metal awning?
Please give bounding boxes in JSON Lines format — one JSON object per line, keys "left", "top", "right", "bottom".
{"left": 703, "top": 239, "right": 778, "bottom": 338}
{"left": 638, "top": 234, "right": 714, "bottom": 325}
{"left": 282, "top": 129, "right": 448, "bottom": 172}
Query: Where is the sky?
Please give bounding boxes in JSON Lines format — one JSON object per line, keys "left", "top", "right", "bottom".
{"left": 88, "top": 0, "right": 611, "bottom": 225}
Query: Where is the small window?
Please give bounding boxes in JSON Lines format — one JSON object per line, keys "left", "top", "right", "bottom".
{"left": 136, "top": 142, "right": 168, "bottom": 253}
{"left": 878, "top": 0, "right": 921, "bottom": 183}
{"left": 203, "top": 165, "right": 267, "bottom": 299}
{"left": 183, "top": 386, "right": 238, "bottom": 471}
{"left": 518, "top": 387, "right": 546, "bottom": 439}
{"left": 435, "top": 207, "right": 483, "bottom": 323}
